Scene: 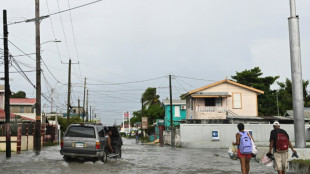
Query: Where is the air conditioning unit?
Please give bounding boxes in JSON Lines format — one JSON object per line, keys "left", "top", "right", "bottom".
{"left": 181, "top": 105, "right": 186, "bottom": 110}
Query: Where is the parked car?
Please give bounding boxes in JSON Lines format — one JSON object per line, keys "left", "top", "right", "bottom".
{"left": 60, "top": 123, "right": 108, "bottom": 162}
{"left": 104, "top": 126, "right": 123, "bottom": 158}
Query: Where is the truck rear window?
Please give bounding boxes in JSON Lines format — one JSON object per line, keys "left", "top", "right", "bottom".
{"left": 65, "top": 126, "right": 95, "bottom": 138}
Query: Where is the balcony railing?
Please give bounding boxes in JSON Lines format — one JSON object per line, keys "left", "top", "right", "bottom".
{"left": 195, "top": 106, "right": 227, "bottom": 113}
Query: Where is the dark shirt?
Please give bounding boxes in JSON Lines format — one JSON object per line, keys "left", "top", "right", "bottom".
{"left": 269, "top": 128, "right": 289, "bottom": 152}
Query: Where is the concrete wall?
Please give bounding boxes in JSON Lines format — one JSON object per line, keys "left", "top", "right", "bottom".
{"left": 180, "top": 124, "right": 310, "bottom": 148}
{"left": 163, "top": 129, "right": 181, "bottom": 147}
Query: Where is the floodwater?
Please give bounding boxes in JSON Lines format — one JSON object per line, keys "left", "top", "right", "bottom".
{"left": 0, "top": 139, "right": 292, "bottom": 174}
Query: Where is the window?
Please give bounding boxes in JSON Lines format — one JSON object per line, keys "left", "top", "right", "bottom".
{"left": 174, "top": 106, "right": 180, "bottom": 117}
{"left": 233, "top": 93, "right": 242, "bottom": 109}
{"left": 20, "top": 106, "right": 24, "bottom": 113}
{"left": 205, "top": 98, "right": 215, "bottom": 106}
{"left": 65, "top": 126, "right": 95, "bottom": 138}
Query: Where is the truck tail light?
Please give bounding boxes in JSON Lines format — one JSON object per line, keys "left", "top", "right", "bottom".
{"left": 61, "top": 140, "right": 63, "bottom": 148}
{"left": 96, "top": 142, "right": 100, "bottom": 149}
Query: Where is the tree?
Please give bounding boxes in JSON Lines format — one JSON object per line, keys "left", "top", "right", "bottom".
{"left": 231, "top": 67, "right": 279, "bottom": 116}
{"left": 142, "top": 87, "right": 160, "bottom": 107}
{"left": 277, "top": 78, "right": 310, "bottom": 115}
{"left": 11, "top": 91, "right": 26, "bottom": 98}
{"left": 131, "top": 87, "right": 164, "bottom": 125}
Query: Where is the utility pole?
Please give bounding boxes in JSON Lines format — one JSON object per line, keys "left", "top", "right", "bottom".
{"left": 169, "top": 75, "right": 175, "bottom": 146}
{"left": 78, "top": 98, "right": 80, "bottom": 118}
{"left": 86, "top": 90, "right": 89, "bottom": 122}
{"left": 62, "top": 59, "right": 78, "bottom": 124}
{"left": 50, "top": 88, "right": 54, "bottom": 113}
{"left": 35, "top": 0, "right": 42, "bottom": 152}
{"left": 82, "top": 78, "right": 86, "bottom": 122}
{"left": 66, "top": 59, "right": 71, "bottom": 124}
{"left": 3, "top": 9, "right": 11, "bottom": 158}
{"left": 90, "top": 105, "right": 92, "bottom": 122}
{"left": 288, "top": 0, "right": 306, "bottom": 148}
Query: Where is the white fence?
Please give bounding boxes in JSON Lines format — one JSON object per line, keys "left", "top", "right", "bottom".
{"left": 180, "top": 124, "right": 310, "bottom": 148}
{"left": 195, "top": 106, "right": 227, "bottom": 113}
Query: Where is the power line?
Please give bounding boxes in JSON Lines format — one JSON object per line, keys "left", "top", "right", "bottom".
{"left": 45, "top": 0, "right": 63, "bottom": 63}
{"left": 67, "top": 0, "right": 83, "bottom": 81}
{"left": 86, "top": 76, "right": 167, "bottom": 86}
{"left": 56, "top": 0, "right": 71, "bottom": 58}
{"left": 41, "top": 57, "right": 65, "bottom": 85}
{"left": 8, "top": 0, "right": 104, "bottom": 25}
{"left": 8, "top": 40, "right": 36, "bottom": 61}
{"left": 174, "top": 75, "right": 216, "bottom": 82}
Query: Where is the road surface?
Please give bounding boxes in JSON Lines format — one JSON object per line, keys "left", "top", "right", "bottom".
{"left": 0, "top": 139, "right": 291, "bottom": 174}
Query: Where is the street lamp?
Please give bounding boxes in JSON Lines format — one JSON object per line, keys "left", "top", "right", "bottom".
{"left": 41, "top": 39, "right": 61, "bottom": 45}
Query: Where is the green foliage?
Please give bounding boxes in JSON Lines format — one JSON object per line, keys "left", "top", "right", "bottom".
{"left": 142, "top": 87, "right": 160, "bottom": 107}
{"left": 131, "top": 87, "right": 164, "bottom": 125}
{"left": 277, "top": 78, "right": 310, "bottom": 115}
{"left": 49, "top": 116, "right": 82, "bottom": 135}
{"left": 231, "top": 67, "right": 279, "bottom": 116}
{"left": 11, "top": 91, "right": 26, "bottom": 98}
{"left": 146, "top": 104, "right": 164, "bottom": 124}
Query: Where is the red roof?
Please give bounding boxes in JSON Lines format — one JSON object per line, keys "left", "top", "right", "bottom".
{"left": 10, "top": 98, "right": 36, "bottom": 105}
{"left": 0, "top": 109, "right": 35, "bottom": 121}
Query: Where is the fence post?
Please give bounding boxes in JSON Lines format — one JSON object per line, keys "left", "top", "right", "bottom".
{"left": 32, "top": 123, "right": 35, "bottom": 149}
{"left": 1, "top": 125, "right": 5, "bottom": 136}
{"left": 41, "top": 124, "right": 45, "bottom": 146}
{"left": 159, "top": 125, "right": 164, "bottom": 147}
{"left": 26, "top": 124, "right": 29, "bottom": 151}
{"left": 17, "top": 123, "right": 22, "bottom": 153}
{"left": 52, "top": 125, "right": 55, "bottom": 143}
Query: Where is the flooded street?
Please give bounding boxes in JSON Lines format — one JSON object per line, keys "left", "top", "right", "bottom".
{"left": 1, "top": 139, "right": 288, "bottom": 174}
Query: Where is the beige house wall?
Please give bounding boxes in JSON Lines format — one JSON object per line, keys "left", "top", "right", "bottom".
{"left": 199, "top": 83, "right": 258, "bottom": 116}
{"left": 10, "top": 105, "right": 34, "bottom": 113}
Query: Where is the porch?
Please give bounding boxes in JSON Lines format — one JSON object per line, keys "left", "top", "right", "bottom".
{"left": 187, "top": 106, "right": 238, "bottom": 119}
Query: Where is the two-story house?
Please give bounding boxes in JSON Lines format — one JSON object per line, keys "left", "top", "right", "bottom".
{"left": 185, "top": 79, "right": 264, "bottom": 120}
{"left": 162, "top": 99, "right": 186, "bottom": 129}
{"left": 10, "top": 98, "right": 36, "bottom": 121}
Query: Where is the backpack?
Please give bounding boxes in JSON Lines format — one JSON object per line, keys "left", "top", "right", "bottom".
{"left": 239, "top": 131, "right": 252, "bottom": 154}
{"left": 276, "top": 132, "right": 289, "bottom": 152}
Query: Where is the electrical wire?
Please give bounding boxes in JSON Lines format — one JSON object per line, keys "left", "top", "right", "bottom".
{"left": 56, "top": 0, "right": 71, "bottom": 58}
{"left": 45, "top": 0, "right": 63, "bottom": 63}
{"left": 86, "top": 76, "right": 167, "bottom": 86}
{"left": 8, "top": 0, "right": 104, "bottom": 25}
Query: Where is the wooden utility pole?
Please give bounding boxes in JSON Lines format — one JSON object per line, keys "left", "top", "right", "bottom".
{"left": 66, "top": 59, "right": 72, "bottom": 124}
{"left": 90, "top": 105, "right": 92, "bottom": 122}
{"left": 3, "top": 9, "right": 11, "bottom": 158}
{"left": 35, "top": 0, "right": 41, "bottom": 152}
{"left": 86, "top": 90, "right": 89, "bottom": 122}
{"left": 50, "top": 88, "right": 54, "bottom": 113}
{"left": 82, "top": 78, "right": 86, "bottom": 122}
{"left": 78, "top": 98, "right": 80, "bottom": 118}
{"left": 169, "top": 75, "right": 175, "bottom": 146}
{"left": 62, "top": 59, "right": 78, "bottom": 124}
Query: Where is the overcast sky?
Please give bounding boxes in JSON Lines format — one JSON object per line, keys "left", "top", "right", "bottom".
{"left": 1, "top": 0, "right": 310, "bottom": 125}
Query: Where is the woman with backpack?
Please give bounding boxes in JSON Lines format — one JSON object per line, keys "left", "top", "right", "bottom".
{"left": 232, "top": 123, "right": 254, "bottom": 174}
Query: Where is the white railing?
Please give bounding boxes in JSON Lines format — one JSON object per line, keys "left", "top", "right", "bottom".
{"left": 195, "top": 106, "right": 227, "bottom": 113}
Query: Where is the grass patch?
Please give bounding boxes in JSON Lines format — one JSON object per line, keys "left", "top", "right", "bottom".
{"left": 43, "top": 141, "right": 59, "bottom": 146}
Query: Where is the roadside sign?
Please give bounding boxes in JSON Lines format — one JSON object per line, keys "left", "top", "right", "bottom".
{"left": 212, "top": 130, "right": 219, "bottom": 141}
{"left": 142, "top": 117, "right": 148, "bottom": 129}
